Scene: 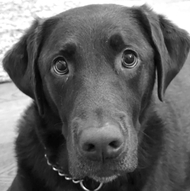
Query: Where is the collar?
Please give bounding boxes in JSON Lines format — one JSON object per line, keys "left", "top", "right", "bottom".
{"left": 44, "top": 154, "right": 103, "bottom": 191}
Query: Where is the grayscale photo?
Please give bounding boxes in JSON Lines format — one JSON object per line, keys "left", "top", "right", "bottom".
{"left": 0, "top": 0, "right": 190, "bottom": 191}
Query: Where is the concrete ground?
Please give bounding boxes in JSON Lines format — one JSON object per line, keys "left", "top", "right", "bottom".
{"left": 0, "top": 82, "right": 31, "bottom": 191}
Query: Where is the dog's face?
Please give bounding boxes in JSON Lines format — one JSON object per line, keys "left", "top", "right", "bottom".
{"left": 3, "top": 4, "right": 190, "bottom": 183}
{"left": 41, "top": 6, "right": 155, "bottom": 182}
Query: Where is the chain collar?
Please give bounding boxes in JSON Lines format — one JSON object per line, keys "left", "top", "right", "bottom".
{"left": 44, "top": 154, "right": 103, "bottom": 191}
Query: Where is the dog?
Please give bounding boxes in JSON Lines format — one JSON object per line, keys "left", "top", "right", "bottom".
{"left": 3, "top": 4, "right": 190, "bottom": 191}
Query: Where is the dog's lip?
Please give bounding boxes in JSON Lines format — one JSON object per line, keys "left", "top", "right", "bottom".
{"left": 89, "top": 174, "right": 118, "bottom": 183}
{"left": 88, "top": 169, "right": 119, "bottom": 183}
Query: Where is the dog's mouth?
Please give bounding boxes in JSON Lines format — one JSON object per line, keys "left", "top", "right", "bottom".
{"left": 67, "top": 150, "right": 138, "bottom": 185}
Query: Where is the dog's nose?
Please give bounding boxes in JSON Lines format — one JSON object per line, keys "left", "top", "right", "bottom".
{"left": 79, "top": 123, "right": 125, "bottom": 161}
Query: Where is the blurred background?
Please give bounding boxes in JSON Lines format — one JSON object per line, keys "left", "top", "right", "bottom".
{"left": 0, "top": 0, "right": 190, "bottom": 190}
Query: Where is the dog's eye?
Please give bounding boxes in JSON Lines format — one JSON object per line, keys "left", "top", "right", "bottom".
{"left": 53, "top": 58, "right": 69, "bottom": 75}
{"left": 122, "top": 49, "right": 138, "bottom": 69}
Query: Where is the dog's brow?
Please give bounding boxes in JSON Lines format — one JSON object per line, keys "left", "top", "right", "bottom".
{"left": 109, "top": 33, "right": 126, "bottom": 51}
{"left": 59, "top": 42, "right": 77, "bottom": 56}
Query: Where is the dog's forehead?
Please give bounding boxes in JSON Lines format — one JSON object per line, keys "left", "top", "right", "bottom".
{"left": 41, "top": 4, "right": 151, "bottom": 63}
{"left": 47, "top": 5, "right": 145, "bottom": 44}
{"left": 59, "top": 4, "right": 133, "bottom": 22}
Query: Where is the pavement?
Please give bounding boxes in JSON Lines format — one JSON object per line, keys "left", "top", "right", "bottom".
{"left": 0, "top": 82, "right": 31, "bottom": 191}
{"left": 0, "top": 82, "right": 31, "bottom": 144}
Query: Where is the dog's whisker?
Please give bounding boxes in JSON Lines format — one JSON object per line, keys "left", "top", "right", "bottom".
{"left": 140, "top": 131, "right": 154, "bottom": 142}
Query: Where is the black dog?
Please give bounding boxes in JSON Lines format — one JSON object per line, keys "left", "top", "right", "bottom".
{"left": 3, "top": 4, "right": 190, "bottom": 191}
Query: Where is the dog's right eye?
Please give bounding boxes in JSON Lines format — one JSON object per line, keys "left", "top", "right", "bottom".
{"left": 53, "top": 58, "right": 69, "bottom": 75}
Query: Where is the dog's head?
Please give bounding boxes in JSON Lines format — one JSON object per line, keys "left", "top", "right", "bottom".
{"left": 3, "top": 4, "right": 190, "bottom": 183}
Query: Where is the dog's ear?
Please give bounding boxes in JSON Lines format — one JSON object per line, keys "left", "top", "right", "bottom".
{"left": 3, "top": 19, "right": 45, "bottom": 115}
{"left": 133, "top": 5, "right": 190, "bottom": 101}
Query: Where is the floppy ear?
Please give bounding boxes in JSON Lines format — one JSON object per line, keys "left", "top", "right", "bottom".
{"left": 3, "top": 19, "right": 45, "bottom": 115}
{"left": 133, "top": 5, "right": 190, "bottom": 101}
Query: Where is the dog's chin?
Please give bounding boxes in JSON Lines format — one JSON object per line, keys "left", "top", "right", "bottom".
{"left": 89, "top": 174, "right": 118, "bottom": 183}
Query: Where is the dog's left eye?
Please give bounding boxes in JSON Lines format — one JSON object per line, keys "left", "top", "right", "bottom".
{"left": 122, "top": 49, "right": 138, "bottom": 69}
{"left": 53, "top": 57, "right": 69, "bottom": 75}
